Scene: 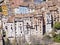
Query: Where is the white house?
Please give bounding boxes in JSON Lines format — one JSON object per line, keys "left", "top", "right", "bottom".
{"left": 3, "top": 22, "right": 15, "bottom": 38}
{"left": 2, "top": 16, "right": 8, "bottom": 31}
{"left": 7, "top": 23, "right": 15, "bottom": 38}
{"left": 2, "top": 14, "right": 44, "bottom": 43}
{"left": 45, "top": 12, "right": 52, "bottom": 34}
{"left": 14, "top": 15, "right": 44, "bottom": 42}
{"left": 14, "top": 17, "right": 31, "bottom": 42}
{"left": 15, "top": 18, "right": 24, "bottom": 37}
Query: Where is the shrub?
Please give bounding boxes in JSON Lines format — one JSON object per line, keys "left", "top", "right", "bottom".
{"left": 0, "top": 7, "right": 2, "bottom": 12}
{"left": 54, "top": 22, "right": 60, "bottom": 30}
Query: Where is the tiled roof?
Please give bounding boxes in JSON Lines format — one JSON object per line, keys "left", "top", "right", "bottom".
{"left": 15, "top": 14, "right": 33, "bottom": 18}
{"left": 7, "top": 15, "right": 15, "bottom": 23}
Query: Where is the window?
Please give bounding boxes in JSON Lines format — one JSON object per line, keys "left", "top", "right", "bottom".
{"left": 40, "top": 29, "right": 41, "bottom": 31}
{"left": 12, "top": 2, "right": 14, "bottom": 4}
{"left": 46, "top": 13, "right": 51, "bottom": 24}
{"left": 11, "top": 27, "right": 13, "bottom": 30}
{"left": 4, "top": 22, "right": 5, "bottom": 24}
{"left": 15, "top": 26, "right": 16, "bottom": 30}
{"left": 20, "top": 26, "right": 22, "bottom": 30}
{"left": 11, "top": 25, "right": 13, "bottom": 30}
{"left": 20, "top": 24, "right": 21, "bottom": 25}
{"left": 24, "top": 0, "right": 31, "bottom": 2}
{"left": 0, "top": 6, "right": 2, "bottom": 12}
{"left": 21, "top": 31, "right": 22, "bottom": 33}
{"left": 43, "top": 0, "right": 46, "bottom": 1}
{"left": 5, "top": 26, "right": 7, "bottom": 29}
{"left": 40, "top": 26, "right": 41, "bottom": 28}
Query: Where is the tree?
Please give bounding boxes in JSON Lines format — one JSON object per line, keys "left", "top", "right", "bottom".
{"left": 53, "top": 34, "right": 60, "bottom": 43}
{"left": 54, "top": 22, "right": 60, "bottom": 30}
{"left": 0, "top": 6, "right": 2, "bottom": 12}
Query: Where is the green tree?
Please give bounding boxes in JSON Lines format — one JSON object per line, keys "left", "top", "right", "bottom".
{"left": 54, "top": 22, "right": 60, "bottom": 30}
{"left": 53, "top": 34, "right": 60, "bottom": 43}
{"left": 0, "top": 6, "right": 2, "bottom": 12}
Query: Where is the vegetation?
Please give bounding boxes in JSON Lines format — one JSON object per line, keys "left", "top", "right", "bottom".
{"left": 0, "top": 6, "right": 2, "bottom": 12}
{"left": 50, "top": 30, "right": 60, "bottom": 43}
{"left": 53, "top": 34, "right": 60, "bottom": 43}
{"left": 54, "top": 22, "right": 60, "bottom": 30}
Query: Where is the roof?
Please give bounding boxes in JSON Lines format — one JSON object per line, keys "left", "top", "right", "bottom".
{"left": 7, "top": 15, "right": 15, "bottom": 23}
{"left": 15, "top": 14, "right": 34, "bottom": 18}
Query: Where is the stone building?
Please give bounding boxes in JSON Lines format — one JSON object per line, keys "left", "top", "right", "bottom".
{"left": 1, "top": 0, "right": 60, "bottom": 44}
{"left": 2, "top": 14, "right": 44, "bottom": 43}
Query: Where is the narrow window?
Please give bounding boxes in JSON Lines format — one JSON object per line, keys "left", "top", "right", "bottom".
{"left": 5, "top": 26, "right": 7, "bottom": 30}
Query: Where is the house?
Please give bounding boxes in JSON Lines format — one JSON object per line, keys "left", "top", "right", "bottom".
{"left": 14, "top": 14, "right": 44, "bottom": 42}
{"left": 45, "top": 12, "right": 52, "bottom": 34}
{"left": 14, "top": 18, "right": 24, "bottom": 37}
{"left": 6, "top": 22, "right": 15, "bottom": 38}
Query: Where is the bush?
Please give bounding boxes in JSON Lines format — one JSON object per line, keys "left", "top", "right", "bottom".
{"left": 53, "top": 34, "right": 60, "bottom": 43}
{"left": 0, "top": 7, "right": 2, "bottom": 12}
{"left": 54, "top": 22, "right": 60, "bottom": 30}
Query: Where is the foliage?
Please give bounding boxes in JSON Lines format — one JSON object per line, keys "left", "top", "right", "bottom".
{"left": 54, "top": 22, "right": 60, "bottom": 30}
{"left": 53, "top": 34, "right": 60, "bottom": 43}
{"left": 0, "top": 7, "right": 2, "bottom": 12}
